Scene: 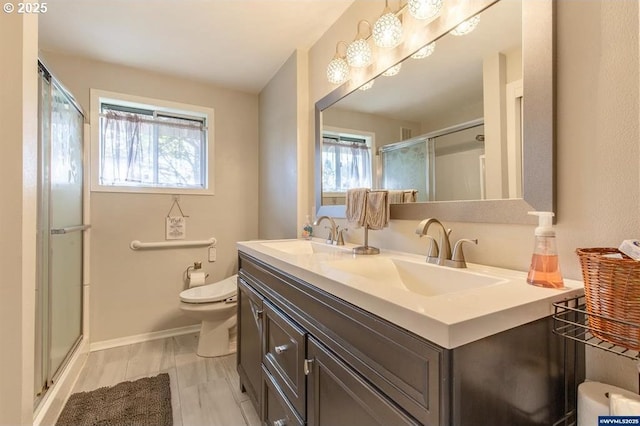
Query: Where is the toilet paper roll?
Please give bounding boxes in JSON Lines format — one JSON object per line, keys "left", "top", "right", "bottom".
{"left": 610, "top": 391, "right": 640, "bottom": 415}
{"left": 189, "top": 270, "right": 206, "bottom": 287}
{"left": 578, "top": 382, "right": 610, "bottom": 426}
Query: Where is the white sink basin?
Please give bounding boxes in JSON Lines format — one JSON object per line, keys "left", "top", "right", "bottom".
{"left": 320, "top": 257, "right": 506, "bottom": 297}
{"left": 259, "top": 240, "right": 349, "bottom": 255}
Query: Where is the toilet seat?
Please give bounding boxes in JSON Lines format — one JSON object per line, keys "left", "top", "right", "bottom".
{"left": 180, "top": 274, "right": 237, "bottom": 303}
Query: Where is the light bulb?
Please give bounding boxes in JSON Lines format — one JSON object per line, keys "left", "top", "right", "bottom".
{"left": 411, "top": 42, "right": 436, "bottom": 59}
{"left": 408, "top": 0, "right": 443, "bottom": 20}
{"left": 382, "top": 63, "right": 402, "bottom": 77}
{"left": 359, "top": 80, "right": 375, "bottom": 91}
{"left": 373, "top": 11, "right": 403, "bottom": 48}
{"left": 450, "top": 15, "right": 480, "bottom": 36}
{"left": 346, "top": 39, "right": 372, "bottom": 68}
{"left": 326, "top": 57, "right": 350, "bottom": 84}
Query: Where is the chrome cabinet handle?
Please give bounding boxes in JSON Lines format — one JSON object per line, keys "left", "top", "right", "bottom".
{"left": 273, "top": 419, "right": 287, "bottom": 426}
{"left": 304, "top": 358, "right": 314, "bottom": 375}
{"left": 253, "top": 309, "right": 263, "bottom": 323}
{"left": 274, "top": 344, "right": 288, "bottom": 354}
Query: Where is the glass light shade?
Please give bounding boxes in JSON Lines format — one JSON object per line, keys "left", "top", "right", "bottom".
{"left": 326, "top": 57, "right": 350, "bottom": 84}
{"left": 411, "top": 42, "right": 436, "bottom": 59}
{"left": 359, "top": 80, "right": 375, "bottom": 91}
{"left": 346, "top": 38, "right": 373, "bottom": 68}
{"left": 450, "top": 15, "right": 480, "bottom": 36}
{"left": 408, "top": 0, "right": 443, "bottom": 20}
{"left": 372, "top": 12, "right": 403, "bottom": 48}
{"left": 382, "top": 63, "right": 402, "bottom": 77}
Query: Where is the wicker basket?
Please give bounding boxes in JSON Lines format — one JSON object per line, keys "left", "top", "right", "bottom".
{"left": 576, "top": 248, "right": 640, "bottom": 350}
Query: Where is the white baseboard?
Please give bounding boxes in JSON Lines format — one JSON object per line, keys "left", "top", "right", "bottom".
{"left": 33, "top": 338, "right": 89, "bottom": 426}
{"left": 89, "top": 324, "right": 201, "bottom": 352}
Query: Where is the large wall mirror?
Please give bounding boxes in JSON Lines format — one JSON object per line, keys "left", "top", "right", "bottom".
{"left": 315, "top": 0, "right": 554, "bottom": 224}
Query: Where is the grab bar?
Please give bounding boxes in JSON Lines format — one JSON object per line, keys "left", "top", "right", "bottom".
{"left": 129, "top": 237, "right": 217, "bottom": 250}
{"left": 51, "top": 224, "right": 91, "bottom": 235}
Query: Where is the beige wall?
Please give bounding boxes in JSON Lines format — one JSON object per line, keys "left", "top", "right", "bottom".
{"left": 0, "top": 14, "right": 38, "bottom": 425}
{"left": 306, "top": 0, "right": 639, "bottom": 392}
{"left": 259, "top": 52, "right": 299, "bottom": 239}
{"left": 323, "top": 107, "right": 421, "bottom": 147}
{"left": 40, "top": 51, "right": 259, "bottom": 342}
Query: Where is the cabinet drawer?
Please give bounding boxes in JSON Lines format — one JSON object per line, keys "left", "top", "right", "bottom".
{"left": 262, "top": 365, "right": 304, "bottom": 426}
{"left": 263, "top": 301, "right": 307, "bottom": 418}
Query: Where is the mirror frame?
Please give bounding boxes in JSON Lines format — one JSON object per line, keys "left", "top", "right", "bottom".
{"left": 315, "top": 0, "right": 554, "bottom": 224}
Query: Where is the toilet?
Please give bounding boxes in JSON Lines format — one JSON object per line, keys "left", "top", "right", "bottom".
{"left": 179, "top": 274, "right": 238, "bottom": 357}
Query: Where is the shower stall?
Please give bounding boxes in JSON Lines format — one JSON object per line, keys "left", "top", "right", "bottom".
{"left": 34, "top": 61, "right": 86, "bottom": 404}
{"left": 380, "top": 120, "right": 486, "bottom": 202}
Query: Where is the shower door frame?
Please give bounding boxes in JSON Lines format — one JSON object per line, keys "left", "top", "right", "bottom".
{"left": 34, "top": 61, "right": 87, "bottom": 404}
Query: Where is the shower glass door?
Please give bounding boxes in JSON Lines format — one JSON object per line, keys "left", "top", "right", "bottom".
{"left": 35, "top": 64, "right": 85, "bottom": 400}
{"left": 49, "top": 79, "right": 84, "bottom": 374}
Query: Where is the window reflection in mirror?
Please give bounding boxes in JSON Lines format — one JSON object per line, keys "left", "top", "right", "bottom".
{"left": 321, "top": 128, "right": 373, "bottom": 205}
{"left": 320, "top": 0, "right": 522, "bottom": 206}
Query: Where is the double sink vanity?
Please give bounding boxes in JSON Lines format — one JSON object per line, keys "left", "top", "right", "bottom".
{"left": 236, "top": 238, "right": 584, "bottom": 426}
{"left": 240, "top": 1, "right": 567, "bottom": 421}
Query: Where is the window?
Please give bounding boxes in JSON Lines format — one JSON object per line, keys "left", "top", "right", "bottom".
{"left": 91, "top": 90, "right": 214, "bottom": 194}
{"left": 322, "top": 131, "right": 372, "bottom": 193}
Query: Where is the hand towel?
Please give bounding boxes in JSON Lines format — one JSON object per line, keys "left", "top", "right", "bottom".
{"left": 346, "top": 188, "right": 368, "bottom": 227}
{"left": 365, "top": 190, "right": 389, "bottom": 230}
{"left": 388, "top": 190, "right": 405, "bottom": 204}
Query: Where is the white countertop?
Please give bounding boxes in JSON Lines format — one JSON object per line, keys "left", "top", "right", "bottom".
{"left": 237, "top": 238, "right": 584, "bottom": 349}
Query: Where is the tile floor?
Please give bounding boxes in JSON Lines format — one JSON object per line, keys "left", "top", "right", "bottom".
{"left": 68, "top": 331, "right": 260, "bottom": 426}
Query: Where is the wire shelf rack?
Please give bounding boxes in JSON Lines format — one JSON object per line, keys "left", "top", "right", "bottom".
{"left": 553, "top": 295, "right": 640, "bottom": 361}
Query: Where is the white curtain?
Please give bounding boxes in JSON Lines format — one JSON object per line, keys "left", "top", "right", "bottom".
{"left": 101, "top": 110, "right": 145, "bottom": 184}
{"left": 100, "top": 110, "right": 204, "bottom": 187}
{"left": 322, "top": 140, "right": 371, "bottom": 191}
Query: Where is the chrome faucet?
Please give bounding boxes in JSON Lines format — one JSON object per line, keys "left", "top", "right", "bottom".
{"left": 415, "top": 218, "right": 478, "bottom": 268}
{"left": 313, "top": 216, "right": 339, "bottom": 245}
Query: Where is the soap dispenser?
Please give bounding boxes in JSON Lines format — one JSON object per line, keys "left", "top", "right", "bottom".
{"left": 527, "top": 211, "right": 564, "bottom": 288}
{"left": 302, "top": 215, "right": 313, "bottom": 240}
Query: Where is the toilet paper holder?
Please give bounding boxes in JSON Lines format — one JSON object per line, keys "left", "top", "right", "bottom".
{"left": 186, "top": 262, "right": 209, "bottom": 281}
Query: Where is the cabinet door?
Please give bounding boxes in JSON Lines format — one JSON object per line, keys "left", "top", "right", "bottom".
{"left": 263, "top": 301, "right": 307, "bottom": 418}
{"left": 238, "top": 277, "right": 264, "bottom": 410}
{"left": 307, "top": 337, "right": 419, "bottom": 426}
{"left": 262, "top": 366, "right": 304, "bottom": 426}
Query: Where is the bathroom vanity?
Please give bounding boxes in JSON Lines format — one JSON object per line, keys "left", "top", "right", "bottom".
{"left": 236, "top": 239, "right": 584, "bottom": 426}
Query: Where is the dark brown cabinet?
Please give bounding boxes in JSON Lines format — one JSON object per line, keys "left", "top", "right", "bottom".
{"left": 306, "top": 336, "right": 418, "bottom": 426}
{"left": 237, "top": 278, "right": 263, "bottom": 410}
{"left": 237, "top": 251, "right": 582, "bottom": 426}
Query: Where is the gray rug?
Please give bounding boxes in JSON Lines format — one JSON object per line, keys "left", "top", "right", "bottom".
{"left": 56, "top": 373, "right": 172, "bottom": 426}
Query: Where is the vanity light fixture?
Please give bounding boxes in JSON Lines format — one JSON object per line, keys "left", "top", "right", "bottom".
{"left": 373, "top": 0, "right": 403, "bottom": 48}
{"left": 382, "top": 63, "right": 402, "bottom": 76}
{"left": 411, "top": 41, "right": 436, "bottom": 59}
{"left": 450, "top": 15, "right": 480, "bottom": 36}
{"left": 326, "top": 41, "right": 350, "bottom": 85}
{"left": 408, "top": 0, "right": 443, "bottom": 21}
{"left": 346, "top": 21, "right": 373, "bottom": 68}
{"left": 327, "top": 0, "right": 446, "bottom": 84}
{"left": 359, "top": 80, "right": 375, "bottom": 91}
